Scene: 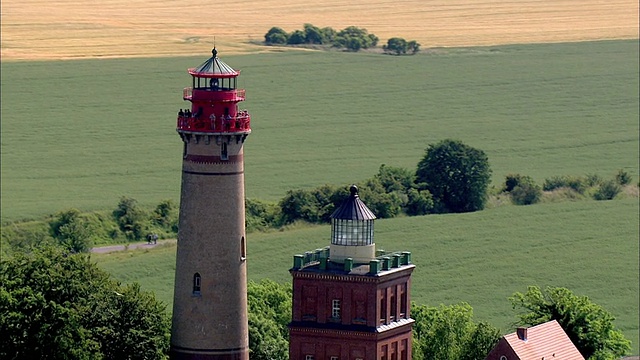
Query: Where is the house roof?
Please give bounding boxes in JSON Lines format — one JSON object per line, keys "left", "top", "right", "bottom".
{"left": 504, "top": 320, "right": 585, "bottom": 360}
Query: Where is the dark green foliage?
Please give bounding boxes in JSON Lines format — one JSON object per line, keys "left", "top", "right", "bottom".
{"left": 264, "top": 27, "right": 288, "bottom": 44}
{"left": 412, "top": 302, "right": 501, "bottom": 360}
{"left": 334, "top": 26, "right": 378, "bottom": 51}
{"left": 49, "top": 209, "right": 94, "bottom": 253}
{"left": 279, "top": 188, "right": 321, "bottom": 224}
{"left": 510, "top": 286, "right": 631, "bottom": 359}
{"left": 0, "top": 247, "right": 170, "bottom": 359}
{"left": 287, "top": 30, "right": 306, "bottom": 45}
{"left": 375, "top": 164, "right": 416, "bottom": 193}
{"left": 543, "top": 175, "right": 587, "bottom": 194}
{"left": 416, "top": 139, "right": 492, "bottom": 213}
{"left": 152, "top": 199, "right": 178, "bottom": 232}
{"left": 247, "top": 279, "right": 291, "bottom": 360}
{"left": 384, "top": 37, "right": 408, "bottom": 55}
{"left": 245, "top": 198, "right": 281, "bottom": 231}
{"left": 406, "top": 188, "right": 434, "bottom": 216}
{"left": 503, "top": 174, "right": 542, "bottom": 205}
{"left": 113, "top": 196, "right": 148, "bottom": 241}
{"left": 357, "top": 178, "right": 403, "bottom": 218}
{"left": 383, "top": 37, "right": 420, "bottom": 55}
{"left": 303, "top": 23, "right": 326, "bottom": 44}
{"left": 615, "top": 169, "right": 632, "bottom": 185}
{"left": 592, "top": 180, "right": 622, "bottom": 201}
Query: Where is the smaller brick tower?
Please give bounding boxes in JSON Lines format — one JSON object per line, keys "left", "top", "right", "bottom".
{"left": 289, "top": 185, "right": 415, "bottom": 360}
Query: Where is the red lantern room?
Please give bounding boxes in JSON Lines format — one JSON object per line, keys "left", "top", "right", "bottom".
{"left": 177, "top": 48, "right": 251, "bottom": 134}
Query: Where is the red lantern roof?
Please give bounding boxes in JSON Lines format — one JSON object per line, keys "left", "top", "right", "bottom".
{"left": 188, "top": 48, "right": 240, "bottom": 78}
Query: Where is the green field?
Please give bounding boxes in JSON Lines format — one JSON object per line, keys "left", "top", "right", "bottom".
{"left": 94, "top": 198, "right": 639, "bottom": 352}
{"left": 2, "top": 40, "right": 639, "bottom": 353}
{"left": 1, "top": 40, "right": 638, "bottom": 222}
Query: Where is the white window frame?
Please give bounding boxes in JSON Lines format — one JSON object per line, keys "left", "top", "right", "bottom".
{"left": 332, "top": 299, "right": 341, "bottom": 319}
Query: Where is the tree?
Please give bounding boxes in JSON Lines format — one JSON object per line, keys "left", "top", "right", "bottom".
{"left": 264, "top": 26, "right": 288, "bottom": 44}
{"left": 303, "top": 23, "right": 325, "bottom": 44}
{"left": 412, "top": 302, "right": 500, "bottom": 360}
{"left": 247, "top": 279, "right": 291, "bottom": 360}
{"left": 383, "top": 37, "right": 408, "bottom": 55}
{"left": 407, "top": 40, "right": 420, "bottom": 54}
{"left": 113, "top": 196, "right": 148, "bottom": 241}
{"left": 49, "top": 208, "right": 94, "bottom": 253}
{"left": 287, "top": 30, "right": 306, "bottom": 45}
{"left": 510, "top": 286, "right": 631, "bottom": 359}
{"left": 0, "top": 246, "right": 170, "bottom": 359}
{"left": 416, "top": 139, "right": 492, "bottom": 213}
{"left": 334, "top": 26, "right": 378, "bottom": 51}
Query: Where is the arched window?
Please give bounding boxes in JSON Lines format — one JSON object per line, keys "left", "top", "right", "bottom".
{"left": 240, "top": 236, "right": 246, "bottom": 261}
{"left": 193, "top": 273, "right": 201, "bottom": 295}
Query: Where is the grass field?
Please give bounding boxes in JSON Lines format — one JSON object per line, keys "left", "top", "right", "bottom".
{"left": 1, "top": 0, "right": 638, "bottom": 60}
{"left": 94, "top": 198, "right": 640, "bottom": 352}
{"left": 2, "top": 40, "right": 638, "bottom": 222}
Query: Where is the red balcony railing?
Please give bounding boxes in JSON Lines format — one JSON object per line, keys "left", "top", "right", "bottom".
{"left": 177, "top": 113, "right": 251, "bottom": 133}
{"left": 183, "top": 87, "right": 246, "bottom": 102}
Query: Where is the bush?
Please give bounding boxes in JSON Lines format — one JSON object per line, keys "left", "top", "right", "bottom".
{"left": 543, "top": 175, "right": 586, "bottom": 194}
{"left": 113, "top": 197, "right": 148, "bottom": 241}
{"left": 585, "top": 173, "right": 603, "bottom": 187}
{"left": 615, "top": 169, "right": 632, "bottom": 185}
{"left": 592, "top": 180, "right": 622, "bottom": 201}
{"left": 502, "top": 174, "right": 542, "bottom": 205}
{"left": 406, "top": 188, "right": 434, "bottom": 215}
{"left": 511, "top": 182, "right": 542, "bottom": 205}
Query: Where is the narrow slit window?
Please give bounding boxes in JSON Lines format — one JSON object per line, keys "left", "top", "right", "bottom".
{"left": 221, "top": 142, "right": 228, "bottom": 160}
{"left": 193, "top": 273, "right": 201, "bottom": 295}
{"left": 240, "top": 236, "right": 246, "bottom": 261}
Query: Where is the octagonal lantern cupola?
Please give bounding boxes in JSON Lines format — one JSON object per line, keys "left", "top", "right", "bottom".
{"left": 330, "top": 185, "right": 377, "bottom": 264}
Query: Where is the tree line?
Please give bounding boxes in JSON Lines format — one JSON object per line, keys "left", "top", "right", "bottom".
{"left": 2, "top": 139, "right": 634, "bottom": 257}
{"left": 0, "top": 246, "right": 631, "bottom": 359}
{"left": 264, "top": 23, "right": 420, "bottom": 55}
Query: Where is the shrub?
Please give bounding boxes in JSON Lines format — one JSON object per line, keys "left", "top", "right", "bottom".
{"left": 543, "top": 175, "right": 586, "bottom": 194}
{"left": 406, "top": 188, "right": 434, "bottom": 215}
{"left": 592, "top": 180, "right": 622, "bottom": 201}
{"left": 112, "top": 197, "right": 148, "bottom": 241}
{"left": 615, "top": 169, "right": 632, "bottom": 185}
{"left": 511, "top": 182, "right": 542, "bottom": 205}
{"left": 585, "top": 173, "right": 603, "bottom": 187}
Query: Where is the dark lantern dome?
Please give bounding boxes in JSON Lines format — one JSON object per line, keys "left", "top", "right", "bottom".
{"left": 188, "top": 47, "right": 239, "bottom": 78}
{"left": 330, "top": 185, "right": 376, "bottom": 221}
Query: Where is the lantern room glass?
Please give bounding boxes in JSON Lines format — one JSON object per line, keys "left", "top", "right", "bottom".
{"left": 331, "top": 218, "right": 374, "bottom": 246}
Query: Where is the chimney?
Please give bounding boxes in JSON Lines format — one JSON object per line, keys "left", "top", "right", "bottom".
{"left": 516, "top": 327, "right": 528, "bottom": 341}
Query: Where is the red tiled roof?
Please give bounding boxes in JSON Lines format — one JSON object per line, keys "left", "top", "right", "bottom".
{"left": 504, "top": 320, "right": 585, "bottom": 360}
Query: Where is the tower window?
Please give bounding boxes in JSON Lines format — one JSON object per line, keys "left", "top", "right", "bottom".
{"left": 332, "top": 299, "right": 341, "bottom": 319}
{"left": 240, "top": 236, "right": 246, "bottom": 261}
{"left": 193, "top": 273, "right": 201, "bottom": 295}
{"left": 221, "top": 142, "right": 228, "bottom": 160}
{"left": 305, "top": 356, "right": 314, "bottom": 360}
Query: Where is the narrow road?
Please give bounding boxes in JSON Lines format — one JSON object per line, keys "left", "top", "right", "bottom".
{"left": 91, "top": 239, "right": 176, "bottom": 254}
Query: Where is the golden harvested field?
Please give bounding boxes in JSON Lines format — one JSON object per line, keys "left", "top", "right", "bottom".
{"left": 1, "top": 0, "right": 638, "bottom": 61}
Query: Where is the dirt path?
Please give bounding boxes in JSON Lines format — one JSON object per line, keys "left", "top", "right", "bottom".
{"left": 91, "top": 239, "right": 176, "bottom": 254}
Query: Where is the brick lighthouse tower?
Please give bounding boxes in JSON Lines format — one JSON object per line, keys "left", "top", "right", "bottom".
{"left": 171, "top": 48, "right": 251, "bottom": 360}
{"left": 289, "top": 185, "right": 415, "bottom": 360}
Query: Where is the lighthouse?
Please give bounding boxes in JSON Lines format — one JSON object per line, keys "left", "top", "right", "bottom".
{"left": 170, "top": 48, "right": 251, "bottom": 360}
{"left": 289, "top": 185, "right": 415, "bottom": 360}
